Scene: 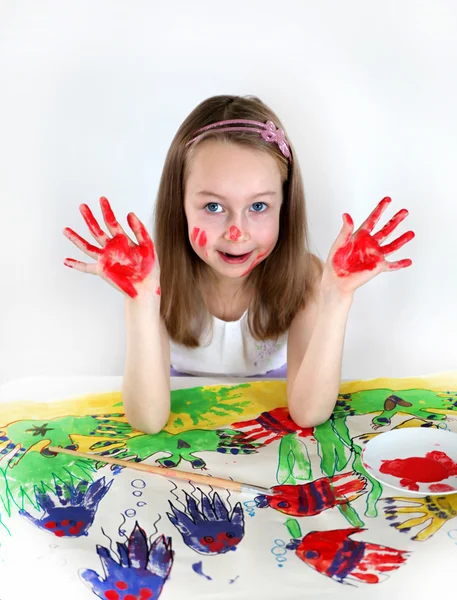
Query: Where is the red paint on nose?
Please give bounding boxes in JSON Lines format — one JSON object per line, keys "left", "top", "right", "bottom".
{"left": 229, "top": 226, "right": 242, "bottom": 241}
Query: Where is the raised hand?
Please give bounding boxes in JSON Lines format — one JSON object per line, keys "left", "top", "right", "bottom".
{"left": 325, "top": 197, "right": 415, "bottom": 294}
{"left": 63, "top": 197, "right": 159, "bottom": 298}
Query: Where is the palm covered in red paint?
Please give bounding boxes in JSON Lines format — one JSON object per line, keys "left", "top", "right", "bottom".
{"left": 324, "top": 197, "right": 414, "bottom": 294}
{"left": 63, "top": 197, "right": 159, "bottom": 298}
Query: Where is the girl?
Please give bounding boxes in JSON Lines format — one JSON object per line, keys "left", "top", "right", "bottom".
{"left": 63, "top": 95, "right": 414, "bottom": 434}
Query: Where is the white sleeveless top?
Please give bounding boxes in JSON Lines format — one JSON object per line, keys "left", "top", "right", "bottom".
{"left": 170, "top": 311, "right": 288, "bottom": 377}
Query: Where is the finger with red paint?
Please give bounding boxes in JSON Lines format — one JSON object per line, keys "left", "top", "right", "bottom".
{"left": 329, "top": 213, "right": 354, "bottom": 254}
{"left": 127, "top": 212, "right": 154, "bottom": 254}
{"left": 381, "top": 231, "right": 415, "bottom": 257}
{"left": 99, "top": 196, "right": 135, "bottom": 244}
{"left": 63, "top": 228, "right": 103, "bottom": 260}
{"left": 357, "top": 196, "right": 392, "bottom": 233}
{"left": 374, "top": 207, "right": 414, "bottom": 272}
{"left": 384, "top": 258, "right": 413, "bottom": 272}
{"left": 79, "top": 203, "right": 111, "bottom": 247}
{"left": 372, "top": 208, "right": 409, "bottom": 244}
{"left": 63, "top": 258, "right": 98, "bottom": 275}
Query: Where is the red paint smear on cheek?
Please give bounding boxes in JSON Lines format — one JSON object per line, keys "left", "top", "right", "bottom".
{"left": 198, "top": 230, "right": 207, "bottom": 247}
{"left": 191, "top": 227, "right": 207, "bottom": 248}
{"left": 229, "top": 226, "right": 242, "bottom": 241}
{"left": 380, "top": 451, "right": 457, "bottom": 491}
{"left": 240, "top": 250, "right": 269, "bottom": 277}
{"left": 191, "top": 227, "right": 200, "bottom": 243}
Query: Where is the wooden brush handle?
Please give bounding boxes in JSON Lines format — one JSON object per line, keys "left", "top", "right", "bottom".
{"left": 48, "top": 445, "right": 243, "bottom": 492}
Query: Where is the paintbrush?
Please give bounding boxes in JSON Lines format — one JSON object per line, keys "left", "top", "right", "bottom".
{"left": 48, "top": 445, "right": 276, "bottom": 496}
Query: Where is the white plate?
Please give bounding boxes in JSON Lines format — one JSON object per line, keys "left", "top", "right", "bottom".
{"left": 361, "top": 427, "right": 457, "bottom": 495}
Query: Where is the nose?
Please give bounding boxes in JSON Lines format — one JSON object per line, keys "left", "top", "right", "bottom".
{"left": 224, "top": 224, "right": 249, "bottom": 243}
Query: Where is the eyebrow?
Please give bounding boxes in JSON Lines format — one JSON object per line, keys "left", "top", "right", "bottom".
{"left": 196, "top": 190, "right": 277, "bottom": 200}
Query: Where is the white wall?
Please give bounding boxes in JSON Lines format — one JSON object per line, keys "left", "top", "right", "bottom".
{"left": 1, "top": 0, "right": 456, "bottom": 384}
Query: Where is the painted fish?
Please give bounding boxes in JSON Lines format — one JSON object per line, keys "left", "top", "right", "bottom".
{"left": 254, "top": 471, "right": 367, "bottom": 517}
{"left": 286, "top": 528, "right": 410, "bottom": 584}
{"left": 231, "top": 407, "right": 314, "bottom": 446}
{"left": 167, "top": 490, "right": 244, "bottom": 555}
{"left": 80, "top": 522, "right": 173, "bottom": 598}
{"left": 19, "top": 478, "right": 112, "bottom": 537}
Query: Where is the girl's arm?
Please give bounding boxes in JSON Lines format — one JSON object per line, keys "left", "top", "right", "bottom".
{"left": 63, "top": 196, "right": 170, "bottom": 433}
{"left": 122, "top": 287, "right": 171, "bottom": 434}
{"left": 287, "top": 197, "right": 414, "bottom": 427}
{"left": 287, "top": 282, "right": 352, "bottom": 428}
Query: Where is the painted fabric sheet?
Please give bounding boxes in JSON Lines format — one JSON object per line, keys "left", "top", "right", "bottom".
{"left": 0, "top": 374, "right": 457, "bottom": 599}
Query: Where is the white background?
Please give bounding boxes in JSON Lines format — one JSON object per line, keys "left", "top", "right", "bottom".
{"left": 1, "top": 0, "right": 456, "bottom": 385}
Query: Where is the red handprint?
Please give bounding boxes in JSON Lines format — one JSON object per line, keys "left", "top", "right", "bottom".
{"left": 330, "top": 197, "right": 414, "bottom": 286}
{"left": 63, "top": 197, "right": 158, "bottom": 298}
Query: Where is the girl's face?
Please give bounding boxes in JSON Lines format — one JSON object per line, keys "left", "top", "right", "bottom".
{"left": 184, "top": 139, "right": 283, "bottom": 281}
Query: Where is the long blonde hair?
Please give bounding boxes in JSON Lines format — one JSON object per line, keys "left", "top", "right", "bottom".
{"left": 155, "top": 95, "right": 319, "bottom": 347}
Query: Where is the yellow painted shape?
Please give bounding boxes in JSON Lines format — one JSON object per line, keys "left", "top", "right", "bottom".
{"left": 0, "top": 371, "right": 455, "bottom": 430}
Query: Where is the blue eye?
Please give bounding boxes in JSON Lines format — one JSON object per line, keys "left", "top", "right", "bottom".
{"left": 205, "top": 203, "right": 223, "bottom": 213}
{"left": 251, "top": 202, "right": 267, "bottom": 212}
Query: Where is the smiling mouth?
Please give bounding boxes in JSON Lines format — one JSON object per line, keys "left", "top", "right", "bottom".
{"left": 217, "top": 251, "right": 253, "bottom": 264}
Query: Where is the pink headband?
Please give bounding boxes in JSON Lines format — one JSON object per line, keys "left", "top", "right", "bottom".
{"left": 186, "top": 119, "right": 292, "bottom": 161}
